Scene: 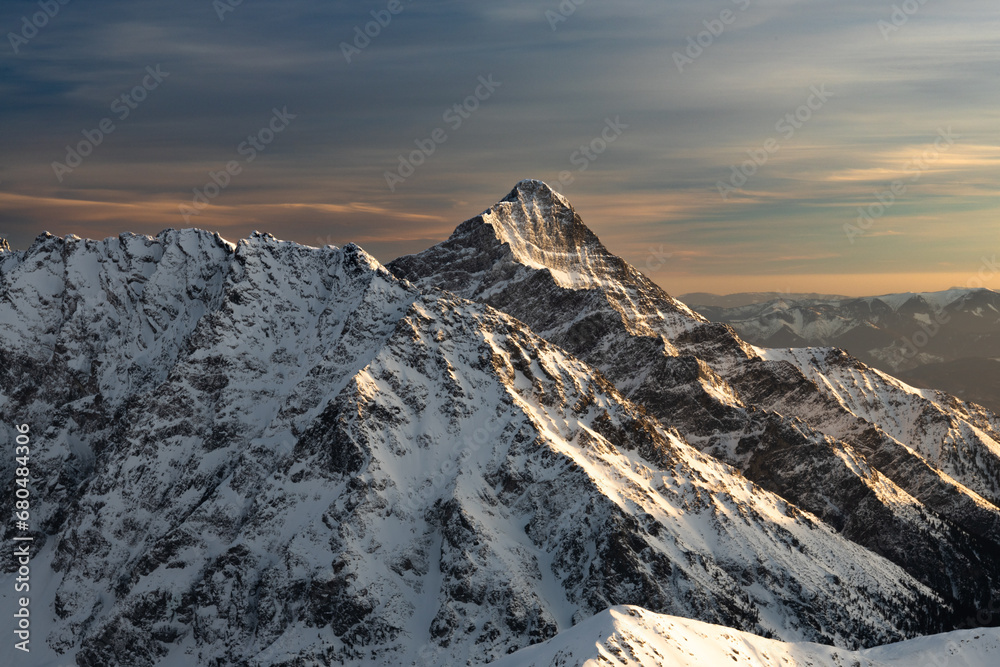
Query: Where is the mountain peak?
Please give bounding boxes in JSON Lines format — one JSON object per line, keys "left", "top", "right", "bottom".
{"left": 390, "top": 179, "right": 704, "bottom": 313}
{"left": 0, "top": 237, "right": 10, "bottom": 252}
{"left": 389, "top": 179, "right": 623, "bottom": 295}
{"left": 501, "top": 178, "right": 572, "bottom": 208}
{"left": 488, "top": 179, "right": 587, "bottom": 241}
{"left": 459, "top": 179, "right": 618, "bottom": 290}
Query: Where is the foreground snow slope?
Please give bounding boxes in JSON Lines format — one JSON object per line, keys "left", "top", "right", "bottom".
{"left": 490, "top": 606, "right": 1000, "bottom": 667}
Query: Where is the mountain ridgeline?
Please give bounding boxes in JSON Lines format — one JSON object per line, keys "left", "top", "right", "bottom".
{"left": 1, "top": 180, "right": 998, "bottom": 665}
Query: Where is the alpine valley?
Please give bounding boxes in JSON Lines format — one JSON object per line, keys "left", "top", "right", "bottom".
{"left": 2, "top": 180, "right": 999, "bottom": 666}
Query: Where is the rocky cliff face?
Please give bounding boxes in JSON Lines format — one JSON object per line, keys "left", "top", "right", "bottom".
{"left": 0, "top": 183, "right": 996, "bottom": 665}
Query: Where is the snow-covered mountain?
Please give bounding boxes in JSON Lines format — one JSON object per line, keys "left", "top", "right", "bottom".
{"left": 687, "top": 289, "right": 1000, "bottom": 412}
{"left": 2, "top": 182, "right": 998, "bottom": 665}
{"left": 0, "top": 229, "right": 948, "bottom": 665}
{"left": 390, "top": 179, "right": 1000, "bottom": 626}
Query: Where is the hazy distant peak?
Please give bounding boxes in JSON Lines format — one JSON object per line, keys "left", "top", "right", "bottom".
{"left": 679, "top": 292, "right": 853, "bottom": 308}
{"left": 865, "top": 287, "right": 998, "bottom": 313}
{"left": 684, "top": 288, "right": 998, "bottom": 312}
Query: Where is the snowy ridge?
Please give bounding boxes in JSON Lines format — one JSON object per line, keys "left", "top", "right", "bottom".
{"left": 490, "top": 606, "right": 1000, "bottom": 667}
{"left": 761, "top": 346, "right": 1000, "bottom": 504}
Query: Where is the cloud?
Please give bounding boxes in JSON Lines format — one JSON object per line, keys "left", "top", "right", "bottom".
{"left": 1, "top": 0, "right": 998, "bottom": 293}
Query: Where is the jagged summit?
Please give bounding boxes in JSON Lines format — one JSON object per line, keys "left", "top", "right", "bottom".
{"left": 392, "top": 180, "right": 701, "bottom": 321}
{"left": 390, "top": 181, "right": 705, "bottom": 345}
{"left": 503, "top": 177, "right": 569, "bottom": 202}
{"left": 469, "top": 179, "right": 618, "bottom": 290}
{"left": 395, "top": 179, "right": 629, "bottom": 295}
{"left": 494, "top": 179, "right": 578, "bottom": 222}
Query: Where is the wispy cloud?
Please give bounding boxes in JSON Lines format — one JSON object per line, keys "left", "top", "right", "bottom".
{"left": 1, "top": 0, "right": 997, "bottom": 294}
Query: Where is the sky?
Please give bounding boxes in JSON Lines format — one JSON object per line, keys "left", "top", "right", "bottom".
{"left": 1, "top": 0, "right": 998, "bottom": 296}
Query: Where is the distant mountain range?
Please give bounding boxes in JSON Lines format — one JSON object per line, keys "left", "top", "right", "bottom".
{"left": 684, "top": 289, "right": 1000, "bottom": 412}
{"left": 2, "top": 180, "right": 999, "bottom": 665}
{"left": 679, "top": 292, "right": 854, "bottom": 308}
